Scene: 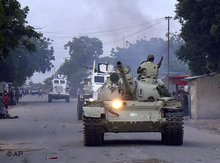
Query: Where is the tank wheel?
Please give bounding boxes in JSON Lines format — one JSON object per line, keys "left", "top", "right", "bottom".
{"left": 66, "top": 96, "right": 70, "bottom": 103}
{"left": 83, "top": 117, "right": 104, "bottom": 146}
{"left": 162, "top": 109, "right": 184, "bottom": 145}
{"left": 48, "top": 95, "right": 52, "bottom": 102}
{"left": 77, "top": 101, "right": 83, "bottom": 120}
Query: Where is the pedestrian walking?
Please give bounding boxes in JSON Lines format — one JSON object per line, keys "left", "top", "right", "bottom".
{"left": 19, "top": 88, "right": 23, "bottom": 99}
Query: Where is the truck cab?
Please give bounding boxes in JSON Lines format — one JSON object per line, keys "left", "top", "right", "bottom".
{"left": 77, "top": 61, "right": 114, "bottom": 120}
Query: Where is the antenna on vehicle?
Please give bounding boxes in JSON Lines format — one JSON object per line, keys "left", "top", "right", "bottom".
{"left": 93, "top": 60, "right": 96, "bottom": 73}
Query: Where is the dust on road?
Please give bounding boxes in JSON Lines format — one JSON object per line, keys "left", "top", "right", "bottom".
{"left": 0, "top": 95, "right": 220, "bottom": 163}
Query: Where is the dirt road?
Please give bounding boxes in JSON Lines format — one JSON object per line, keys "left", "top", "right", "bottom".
{"left": 0, "top": 95, "right": 220, "bottom": 163}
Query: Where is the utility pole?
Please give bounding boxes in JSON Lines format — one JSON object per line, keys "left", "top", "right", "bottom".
{"left": 165, "top": 16, "right": 172, "bottom": 92}
{"left": 123, "top": 35, "right": 125, "bottom": 48}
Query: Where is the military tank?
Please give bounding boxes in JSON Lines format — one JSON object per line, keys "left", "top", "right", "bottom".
{"left": 83, "top": 61, "right": 183, "bottom": 146}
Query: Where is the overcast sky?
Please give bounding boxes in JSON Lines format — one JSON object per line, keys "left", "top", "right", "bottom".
{"left": 18, "top": 0, "right": 180, "bottom": 83}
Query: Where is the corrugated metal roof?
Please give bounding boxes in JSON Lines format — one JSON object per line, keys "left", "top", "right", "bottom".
{"left": 161, "top": 75, "right": 188, "bottom": 80}
{"left": 184, "top": 73, "right": 216, "bottom": 80}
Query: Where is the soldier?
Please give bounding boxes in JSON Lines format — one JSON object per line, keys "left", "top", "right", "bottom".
{"left": 137, "top": 54, "right": 163, "bottom": 79}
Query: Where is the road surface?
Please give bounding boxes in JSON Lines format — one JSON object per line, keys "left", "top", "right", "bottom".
{"left": 0, "top": 95, "right": 220, "bottom": 163}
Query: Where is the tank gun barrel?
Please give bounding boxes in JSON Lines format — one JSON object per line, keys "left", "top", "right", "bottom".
{"left": 116, "top": 61, "right": 134, "bottom": 99}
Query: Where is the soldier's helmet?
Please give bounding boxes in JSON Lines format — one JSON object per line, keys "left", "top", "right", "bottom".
{"left": 147, "top": 54, "right": 154, "bottom": 62}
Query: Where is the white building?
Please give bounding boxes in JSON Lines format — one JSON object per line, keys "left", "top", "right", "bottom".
{"left": 185, "top": 73, "right": 220, "bottom": 119}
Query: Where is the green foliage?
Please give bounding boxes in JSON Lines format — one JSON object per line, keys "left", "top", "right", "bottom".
{"left": 175, "top": 0, "right": 220, "bottom": 75}
{"left": 64, "top": 36, "right": 103, "bottom": 65}
{"left": 28, "top": 81, "right": 43, "bottom": 89}
{"left": 106, "top": 37, "right": 188, "bottom": 77}
{"left": 58, "top": 36, "right": 103, "bottom": 96}
{"left": 0, "top": 0, "right": 40, "bottom": 60}
{"left": 43, "top": 77, "right": 53, "bottom": 90}
{"left": 0, "top": 37, "right": 54, "bottom": 86}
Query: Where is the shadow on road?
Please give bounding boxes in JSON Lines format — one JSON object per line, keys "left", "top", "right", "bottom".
{"left": 18, "top": 98, "right": 75, "bottom": 105}
{"left": 104, "top": 139, "right": 162, "bottom": 146}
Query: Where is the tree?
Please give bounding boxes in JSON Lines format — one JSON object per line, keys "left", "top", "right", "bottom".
{"left": 0, "top": 0, "right": 40, "bottom": 60}
{"left": 0, "top": 1, "right": 54, "bottom": 86}
{"left": 43, "top": 76, "right": 53, "bottom": 90}
{"left": 58, "top": 36, "right": 103, "bottom": 96}
{"left": 175, "top": 0, "right": 220, "bottom": 75}
{"left": 108, "top": 37, "right": 188, "bottom": 77}
{"left": 0, "top": 37, "right": 54, "bottom": 86}
{"left": 64, "top": 36, "right": 103, "bottom": 65}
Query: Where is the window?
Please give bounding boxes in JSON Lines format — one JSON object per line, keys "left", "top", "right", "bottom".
{"left": 94, "top": 76, "right": 104, "bottom": 83}
{"left": 54, "top": 80, "right": 59, "bottom": 84}
{"left": 60, "top": 80, "right": 65, "bottom": 84}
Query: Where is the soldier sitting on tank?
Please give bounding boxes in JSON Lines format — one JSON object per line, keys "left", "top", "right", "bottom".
{"left": 137, "top": 54, "right": 163, "bottom": 80}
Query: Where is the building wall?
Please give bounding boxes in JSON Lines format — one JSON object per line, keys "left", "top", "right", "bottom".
{"left": 196, "top": 74, "right": 220, "bottom": 119}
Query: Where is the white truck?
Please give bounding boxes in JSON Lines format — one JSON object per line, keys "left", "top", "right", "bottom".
{"left": 77, "top": 61, "right": 114, "bottom": 120}
{"left": 48, "top": 75, "right": 70, "bottom": 103}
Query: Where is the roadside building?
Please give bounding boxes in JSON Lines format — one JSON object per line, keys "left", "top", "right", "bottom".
{"left": 161, "top": 75, "right": 188, "bottom": 93}
{"left": 185, "top": 73, "right": 220, "bottom": 119}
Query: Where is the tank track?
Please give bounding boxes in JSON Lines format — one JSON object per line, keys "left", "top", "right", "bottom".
{"left": 48, "top": 95, "right": 52, "bottom": 102}
{"left": 83, "top": 117, "right": 104, "bottom": 146}
{"left": 162, "top": 109, "right": 184, "bottom": 145}
{"left": 77, "top": 101, "right": 83, "bottom": 120}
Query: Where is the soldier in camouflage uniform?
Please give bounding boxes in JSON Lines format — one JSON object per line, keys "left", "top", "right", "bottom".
{"left": 137, "top": 54, "right": 163, "bottom": 79}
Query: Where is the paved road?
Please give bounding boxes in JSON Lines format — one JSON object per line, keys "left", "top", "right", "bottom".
{"left": 0, "top": 95, "right": 220, "bottom": 163}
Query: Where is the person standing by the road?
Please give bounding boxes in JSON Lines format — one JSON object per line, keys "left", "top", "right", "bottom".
{"left": 0, "top": 93, "right": 8, "bottom": 118}
{"left": 15, "top": 88, "right": 20, "bottom": 103}
{"left": 3, "top": 91, "right": 10, "bottom": 109}
{"left": 181, "top": 91, "right": 189, "bottom": 116}
{"left": 9, "top": 89, "right": 14, "bottom": 105}
{"left": 39, "top": 88, "right": 43, "bottom": 97}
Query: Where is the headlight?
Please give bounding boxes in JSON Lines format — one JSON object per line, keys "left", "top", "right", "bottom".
{"left": 112, "top": 100, "right": 123, "bottom": 109}
{"left": 88, "top": 98, "right": 94, "bottom": 102}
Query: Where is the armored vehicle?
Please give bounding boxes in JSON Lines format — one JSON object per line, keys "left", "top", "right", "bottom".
{"left": 31, "top": 88, "right": 40, "bottom": 95}
{"left": 48, "top": 75, "right": 70, "bottom": 102}
{"left": 83, "top": 61, "right": 183, "bottom": 146}
{"left": 77, "top": 61, "right": 114, "bottom": 120}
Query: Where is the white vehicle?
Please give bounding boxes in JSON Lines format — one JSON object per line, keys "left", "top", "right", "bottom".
{"left": 77, "top": 61, "right": 114, "bottom": 120}
{"left": 48, "top": 75, "right": 70, "bottom": 103}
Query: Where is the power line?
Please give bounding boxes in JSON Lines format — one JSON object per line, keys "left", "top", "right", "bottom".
{"left": 48, "top": 18, "right": 164, "bottom": 51}
{"left": 42, "top": 18, "right": 166, "bottom": 54}
{"left": 103, "top": 19, "right": 164, "bottom": 47}
{"left": 41, "top": 18, "right": 164, "bottom": 38}
{"left": 165, "top": 16, "right": 172, "bottom": 91}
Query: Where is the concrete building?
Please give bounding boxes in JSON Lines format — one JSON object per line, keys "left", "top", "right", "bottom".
{"left": 185, "top": 73, "right": 220, "bottom": 119}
